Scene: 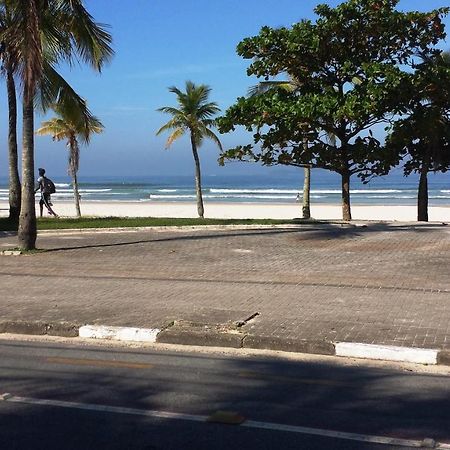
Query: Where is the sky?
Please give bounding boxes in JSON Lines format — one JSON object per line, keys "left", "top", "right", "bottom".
{"left": 0, "top": 0, "right": 449, "bottom": 179}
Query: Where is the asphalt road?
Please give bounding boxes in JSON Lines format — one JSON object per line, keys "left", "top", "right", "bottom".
{"left": 0, "top": 338, "right": 449, "bottom": 450}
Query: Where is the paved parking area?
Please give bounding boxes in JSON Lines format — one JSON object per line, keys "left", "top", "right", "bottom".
{"left": 1, "top": 222, "right": 449, "bottom": 349}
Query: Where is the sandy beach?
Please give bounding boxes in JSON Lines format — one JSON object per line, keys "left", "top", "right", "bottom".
{"left": 1, "top": 200, "right": 449, "bottom": 222}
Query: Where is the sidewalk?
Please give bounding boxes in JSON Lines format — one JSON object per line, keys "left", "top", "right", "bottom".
{"left": 1, "top": 222, "right": 449, "bottom": 362}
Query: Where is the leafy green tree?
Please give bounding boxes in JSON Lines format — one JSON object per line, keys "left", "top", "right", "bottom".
{"left": 218, "top": 0, "right": 448, "bottom": 220}
{"left": 249, "top": 79, "right": 313, "bottom": 219}
{"left": 386, "top": 52, "right": 450, "bottom": 221}
{"left": 157, "top": 81, "right": 222, "bottom": 218}
{"left": 0, "top": 0, "right": 113, "bottom": 249}
{"left": 37, "top": 108, "right": 104, "bottom": 218}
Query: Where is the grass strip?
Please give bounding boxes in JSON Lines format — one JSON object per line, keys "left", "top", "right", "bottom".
{"left": 1, "top": 216, "right": 311, "bottom": 231}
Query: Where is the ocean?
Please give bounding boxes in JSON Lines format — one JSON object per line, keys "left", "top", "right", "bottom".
{"left": 0, "top": 170, "right": 449, "bottom": 206}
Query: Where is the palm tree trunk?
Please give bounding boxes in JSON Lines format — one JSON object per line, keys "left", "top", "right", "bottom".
{"left": 7, "top": 68, "right": 21, "bottom": 223}
{"left": 417, "top": 161, "right": 429, "bottom": 222}
{"left": 72, "top": 170, "right": 81, "bottom": 218}
{"left": 341, "top": 169, "right": 352, "bottom": 221}
{"left": 18, "top": 94, "right": 37, "bottom": 250}
{"left": 190, "top": 133, "right": 204, "bottom": 218}
{"left": 302, "top": 165, "right": 311, "bottom": 219}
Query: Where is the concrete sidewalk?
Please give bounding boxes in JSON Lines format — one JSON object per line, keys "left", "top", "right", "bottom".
{"left": 1, "top": 222, "right": 449, "bottom": 362}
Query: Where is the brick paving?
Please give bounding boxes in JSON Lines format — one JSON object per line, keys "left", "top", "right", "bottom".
{"left": 0, "top": 222, "right": 449, "bottom": 349}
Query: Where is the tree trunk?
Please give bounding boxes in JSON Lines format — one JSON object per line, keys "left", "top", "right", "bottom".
{"left": 302, "top": 165, "right": 311, "bottom": 219}
{"left": 417, "top": 162, "right": 429, "bottom": 222}
{"left": 7, "top": 68, "right": 21, "bottom": 223}
{"left": 72, "top": 170, "right": 81, "bottom": 218}
{"left": 341, "top": 169, "right": 352, "bottom": 221}
{"left": 18, "top": 95, "right": 37, "bottom": 250}
{"left": 190, "top": 134, "right": 204, "bottom": 218}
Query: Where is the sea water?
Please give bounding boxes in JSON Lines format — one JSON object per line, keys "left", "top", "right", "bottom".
{"left": 0, "top": 169, "right": 448, "bottom": 206}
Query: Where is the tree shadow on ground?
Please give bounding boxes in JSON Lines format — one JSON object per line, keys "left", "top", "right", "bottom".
{"left": 28, "top": 221, "right": 449, "bottom": 253}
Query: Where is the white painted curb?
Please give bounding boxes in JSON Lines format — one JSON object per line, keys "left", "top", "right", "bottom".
{"left": 335, "top": 342, "right": 438, "bottom": 365}
{"left": 79, "top": 325, "right": 160, "bottom": 343}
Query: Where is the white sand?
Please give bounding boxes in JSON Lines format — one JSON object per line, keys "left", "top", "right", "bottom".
{"left": 1, "top": 200, "right": 449, "bottom": 222}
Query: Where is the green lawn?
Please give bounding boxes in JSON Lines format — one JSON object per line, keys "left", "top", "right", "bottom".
{"left": 0, "top": 216, "right": 310, "bottom": 231}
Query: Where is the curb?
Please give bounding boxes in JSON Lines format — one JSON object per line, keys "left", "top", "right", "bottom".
{"left": 335, "top": 342, "right": 438, "bottom": 365}
{"left": 1, "top": 320, "right": 449, "bottom": 366}
{"left": 79, "top": 325, "right": 160, "bottom": 343}
{"left": 0, "top": 320, "right": 80, "bottom": 337}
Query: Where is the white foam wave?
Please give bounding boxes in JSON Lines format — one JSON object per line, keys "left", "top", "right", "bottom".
{"left": 52, "top": 193, "right": 77, "bottom": 198}
{"left": 210, "top": 188, "right": 405, "bottom": 195}
{"left": 210, "top": 188, "right": 298, "bottom": 194}
{"left": 370, "top": 195, "right": 415, "bottom": 199}
{"left": 157, "top": 189, "right": 178, "bottom": 192}
{"left": 56, "top": 188, "right": 112, "bottom": 193}
{"left": 150, "top": 194, "right": 195, "bottom": 199}
{"left": 151, "top": 194, "right": 296, "bottom": 200}
{"left": 228, "top": 195, "right": 294, "bottom": 199}
{"left": 55, "top": 183, "right": 70, "bottom": 188}
{"left": 350, "top": 189, "right": 404, "bottom": 194}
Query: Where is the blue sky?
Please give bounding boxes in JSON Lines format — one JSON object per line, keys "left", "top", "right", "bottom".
{"left": 0, "top": 0, "right": 449, "bottom": 179}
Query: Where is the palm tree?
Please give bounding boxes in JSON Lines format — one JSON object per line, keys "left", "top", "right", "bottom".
{"left": 157, "top": 81, "right": 222, "bottom": 218}
{"left": 0, "top": 0, "right": 113, "bottom": 250}
{"left": 37, "top": 108, "right": 103, "bottom": 217}
{"left": 249, "top": 78, "right": 313, "bottom": 219}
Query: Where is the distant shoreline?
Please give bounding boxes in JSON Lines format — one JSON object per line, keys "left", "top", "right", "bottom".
{"left": 1, "top": 200, "right": 449, "bottom": 222}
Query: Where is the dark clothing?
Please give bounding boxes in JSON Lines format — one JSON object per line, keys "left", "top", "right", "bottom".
{"left": 39, "top": 192, "right": 51, "bottom": 207}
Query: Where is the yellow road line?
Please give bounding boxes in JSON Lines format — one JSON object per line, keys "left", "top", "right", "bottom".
{"left": 46, "top": 357, "right": 153, "bottom": 369}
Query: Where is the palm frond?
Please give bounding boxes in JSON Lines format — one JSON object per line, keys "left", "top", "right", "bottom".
{"left": 248, "top": 80, "right": 295, "bottom": 97}
{"left": 157, "top": 80, "right": 221, "bottom": 150}
{"left": 36, "top": 118, "right": 71, "bottom": 141}
{"left": 196, "top": 102, "right": 220, "bottom": 119}
{"left": 37, "top": 108, "right": 103, "bottom": 146}
{"left": 199, "top": 125, "right": 223, "bottom": 151}
{"left": 165, "top": 127, "right": 185, "bottom": 148}
{"left": 157, "top": 106, "right": 185, "bottom": 117}
{"left": 156, "top": 118, "right": 185, "bottom": 136}
{"left": 38, "top": 61, "right": 103, "bottom": 143}
{"left": 57, "top": 0, "right": 114, "bottom": 72}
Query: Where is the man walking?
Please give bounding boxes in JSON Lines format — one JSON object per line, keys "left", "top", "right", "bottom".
{"left": 35, "top": 168, "right": 58, "bottom": 218}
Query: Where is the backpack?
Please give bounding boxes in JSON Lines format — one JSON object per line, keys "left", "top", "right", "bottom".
{"left": 42, "top": 177, "right": 56, "bottom": 194}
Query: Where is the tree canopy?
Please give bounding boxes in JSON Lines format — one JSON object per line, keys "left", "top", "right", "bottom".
{"left": 217, "top": 0, "right": 448, "bottom": 220}
{"left": 385, "top": 51, "right": 450, "bottom": 220}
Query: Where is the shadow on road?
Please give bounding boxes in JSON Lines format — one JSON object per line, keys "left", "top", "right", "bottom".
{"left": 0, "top": 339, "right": 449, "bottom": 450}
